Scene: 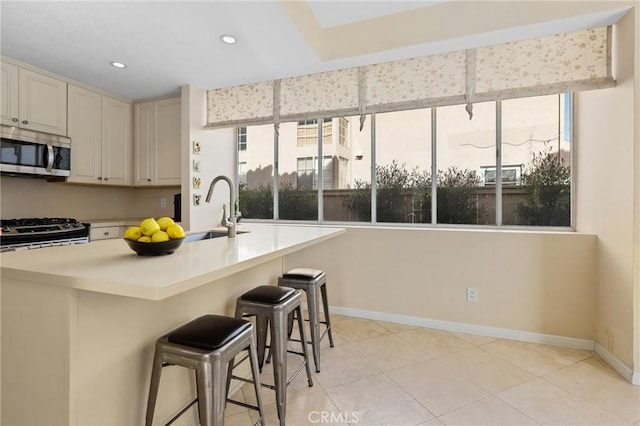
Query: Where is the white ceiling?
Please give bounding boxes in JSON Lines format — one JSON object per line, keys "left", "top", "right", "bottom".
{"left": 0, "top": 1, "right": 630, "bottom": 101}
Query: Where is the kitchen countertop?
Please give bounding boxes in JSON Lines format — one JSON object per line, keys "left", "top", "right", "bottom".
{"left": 0, "top": 223, "right": 345, "bottom": 301}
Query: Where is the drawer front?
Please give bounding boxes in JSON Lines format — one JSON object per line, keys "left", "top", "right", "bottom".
{"left": 90, "top": 226, "right": 122, "bottom": 241}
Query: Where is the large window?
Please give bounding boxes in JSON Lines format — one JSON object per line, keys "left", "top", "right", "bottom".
{"left": 280, "top": 121, "right": 318, "bottom": 220}
{"left": 501, "top": 94, "right": 571, "bottom": 226}
{"left": 324, "top": 115, "right": 370, "bottom": 222}
{"left": 237, "top": 124, "right": 274, "bottom": 219}
{"left": 236, "top": 94, "right": 572, "bottom": 227}
{"left": 375, "top": 108, "right": 431, "bottom": 224}
{"left": 437, "top": 102, "right": 496, "bottom": 225}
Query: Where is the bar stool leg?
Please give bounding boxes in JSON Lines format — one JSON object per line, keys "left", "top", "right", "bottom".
{"left": 145, "top": 348, "right": 164, "bottom": 426}
{"left": 271, "top": 309, "right": 288, "bottom": 426}
{"left": 238, "top": 305, "right": 269, "bottom": 370}
{"left": 225, "top": 334, "right": 266, "bottom": 426}
{"left": 320, "top": 283, "right": 334, "bottom": 347}
{"left": 295, "top": 305, "right": 314, "bottom": 387}
{"left": 249, "top": 337, "right": 266, "bottom": 425}
{"left": 212, "top": 358, "right": 226, "bottom": 426}
{"left": 195, "top": 361, "right": 214, "bottom": 426}
{"left": 306, "top": 285, "right": 321, "bottom": 372}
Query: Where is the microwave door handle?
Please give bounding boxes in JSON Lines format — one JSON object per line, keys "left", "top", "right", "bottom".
{"left": 45, "top": 144, "right": 54, "bottom": 173}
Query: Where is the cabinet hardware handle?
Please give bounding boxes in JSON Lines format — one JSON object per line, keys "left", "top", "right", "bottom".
{"left": 98, "top": 177, "right": 102, "bottom": 180}
{"left": 22, "top": 120, "right": 28, "bottom": 125}
{"left": 147, "top": 179, "right": 151, "bottom": 182}
{"left": 104, "top": 177, "right": 109, "bottom": 181}
{"left": 103, "top": 232, "right": 110, "bottom": 236}
{"left": 12, "top": 118, "right": 18, "bottom": 122}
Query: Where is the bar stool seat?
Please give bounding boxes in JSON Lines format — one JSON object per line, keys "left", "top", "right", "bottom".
{"left": 278, "top": 268, "right": 334, "bottom": 372}
{"left": 145, "top": 314, "right": 265, "bottom": 426}
{"left": 235, "top": 285, "right": 313, "bottom": 426}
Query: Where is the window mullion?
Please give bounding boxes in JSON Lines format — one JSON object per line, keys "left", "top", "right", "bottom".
{"left": 371, "top": 113, "right": 377, "bottom": 224}
{"left": 318, "top": 118, "right": 324, "bottom": 222}
{"left": 496, "top": 101, "right": 502, "bottom": 226}
{"left": 274, "top": 123, "right": 279, "bottom": 220}
{"left": 431, "top": 108, "right": 437, "bottom": 225}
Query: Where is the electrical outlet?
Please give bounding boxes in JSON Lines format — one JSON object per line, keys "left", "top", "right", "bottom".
{"left": 467, "top": 287, "right": 479, "bottom": 302}
{"left": 160, "top": 197, "right": 167, "bottom": 208}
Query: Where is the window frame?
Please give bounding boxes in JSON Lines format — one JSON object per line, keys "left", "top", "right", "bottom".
{"left": 236, "top": 93, "right": 573, "bottom": 230}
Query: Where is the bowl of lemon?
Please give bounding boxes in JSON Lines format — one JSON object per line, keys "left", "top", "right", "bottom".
{"left": 124, "top": 217, "right": 185, "bottom": 256}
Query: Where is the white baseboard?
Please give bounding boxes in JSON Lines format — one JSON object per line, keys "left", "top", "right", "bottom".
{"left": 327, "top": 306, "right": 640, "bottom": 385}
{"left": 595, "top": 342, "right": 640, "bottom": 385}
{"left": 330, "top": 305, "right": 596, "bottom": 351}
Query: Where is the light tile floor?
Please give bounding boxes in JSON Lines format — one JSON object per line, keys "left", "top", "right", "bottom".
{"left": 223, "top": 315, "right": 639, "bottom": 426}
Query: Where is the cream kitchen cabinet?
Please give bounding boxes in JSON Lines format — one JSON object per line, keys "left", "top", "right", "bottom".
{"left": 134, "top": 97, "right": 181, "bottom": 186}
{"left": 0, "top": 61, "right": 67, "bottom": 135}
{"left": 67, "top": 85, "right": 132, "bottom": 186}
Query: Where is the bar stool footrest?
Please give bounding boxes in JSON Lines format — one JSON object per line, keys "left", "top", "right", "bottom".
{"left": 226, "top": 398, "right": 262, "bottom": 413}
{"left": 165, "top": 398, "right": 198, "bottom": 426}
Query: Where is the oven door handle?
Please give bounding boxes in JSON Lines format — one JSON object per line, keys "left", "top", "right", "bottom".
{"left": 45, "top": 144, "right": 54, "bottom": 173}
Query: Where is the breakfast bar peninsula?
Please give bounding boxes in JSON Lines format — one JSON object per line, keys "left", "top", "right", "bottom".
{"left": 1, "top": 224, "right": 345, "bottom": 425}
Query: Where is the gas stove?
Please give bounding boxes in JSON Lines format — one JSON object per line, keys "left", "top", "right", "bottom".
{"left": 0, "top": 217, "right": 89, "bottom": 252}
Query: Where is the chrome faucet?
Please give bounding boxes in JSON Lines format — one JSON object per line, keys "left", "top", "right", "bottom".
{"left": 205, "top": 175, "right": 236, "bottom": 238}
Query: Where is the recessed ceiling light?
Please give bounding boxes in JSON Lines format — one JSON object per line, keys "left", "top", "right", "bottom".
{"left": 219, "top": 34, "right": 237, "bottom": 45}
{"left": 110, "top": 61, "right": 127, "bottom": 69}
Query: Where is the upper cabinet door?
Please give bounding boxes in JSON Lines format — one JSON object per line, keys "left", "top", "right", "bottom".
{"left": 134, "top": 102, "right": 154, "bottom": 185}
{"left": 154, "top": 98, "right": 181, "bottom": 185}
{"left": 102, "top": 97, "right": 132, "bottom": 186}
{"left": 67, "top": 85, "right": 102, "bottom": 184}
{"left": 18, "top": 68, "right": 67, "bottom": 135}
{"left": 0, "top": 62, "right": 19, "bottom": 126}
{"left": 134, "top": 97, "right": 181, "bottom": 186}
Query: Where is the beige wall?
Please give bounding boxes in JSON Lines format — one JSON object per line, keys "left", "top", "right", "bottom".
{"left": 286, "top": 227, "right": 597, "bottom": 339}
{"left": 0, "top": 177, "right": 179, "bottom": 221}
{"left": 181, "top": 85, "right": 237, "bottom": 232}
{"left": 575, "top": 10, "right": 637, "bottom": 370}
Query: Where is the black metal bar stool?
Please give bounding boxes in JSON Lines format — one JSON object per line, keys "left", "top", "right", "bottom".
{"left": 234, "top": 285, "right": 313, "bottom": 426}
{"left": 278, "top": 268, "right": 334, "bottom": 372}
{"left": 145, "top": 314, "right": 265, "bottom": 426}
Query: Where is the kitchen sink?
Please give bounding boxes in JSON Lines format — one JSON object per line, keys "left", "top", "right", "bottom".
{"left": 184, "top": 230, "right": 249, "bottom": 242}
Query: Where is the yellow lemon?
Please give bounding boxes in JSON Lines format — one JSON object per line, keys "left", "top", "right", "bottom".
{"left": 140, "top": 218, "right": 160, "bottom": 236}
{"left": 123, "top": 226, "right": 142, "bottom": 241}
{"left": 151, "top": 230, "right": 170, "bottom": 242}
{"left": 166, "top": 224, "right": 185, "bottom": 239}
{"left": 137, "top": 236, "right": 152, "bottom": 243}
{"left": 157, "top": 216, "right": 175, "bottom": 231}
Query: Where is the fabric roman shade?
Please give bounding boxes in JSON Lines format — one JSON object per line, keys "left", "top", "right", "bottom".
{"left": 279, "top": 67, "right": 359, "bottom": 121}
{"left": 205, "top": 26, "right": 613, "bottom": 128}
{"left": 206, "top": 81, "right": 274, "bottom": 127}
{"left": 472, "top": 26, "right": 613, "bottom": 102}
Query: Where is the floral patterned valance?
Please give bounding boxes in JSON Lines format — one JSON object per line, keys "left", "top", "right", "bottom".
{"left": 205, "top": 26, "right": 613, "bottom": 128}
{"left": 280, "top": 67, "right": 359, "bottom": 120}
{"left": 473, "top": 26, "right": 612, "bottom": 101}
{"left": 206, "top": 81, "right": 274, "bottom": 127}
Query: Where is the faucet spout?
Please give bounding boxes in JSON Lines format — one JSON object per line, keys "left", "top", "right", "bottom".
{"left": 205, "top": 175, "right": 236, "bottom": 238}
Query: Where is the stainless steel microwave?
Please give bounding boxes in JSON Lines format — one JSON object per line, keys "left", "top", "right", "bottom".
{"left": 0, "top": 125, "right": 71, "bottom": 177}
